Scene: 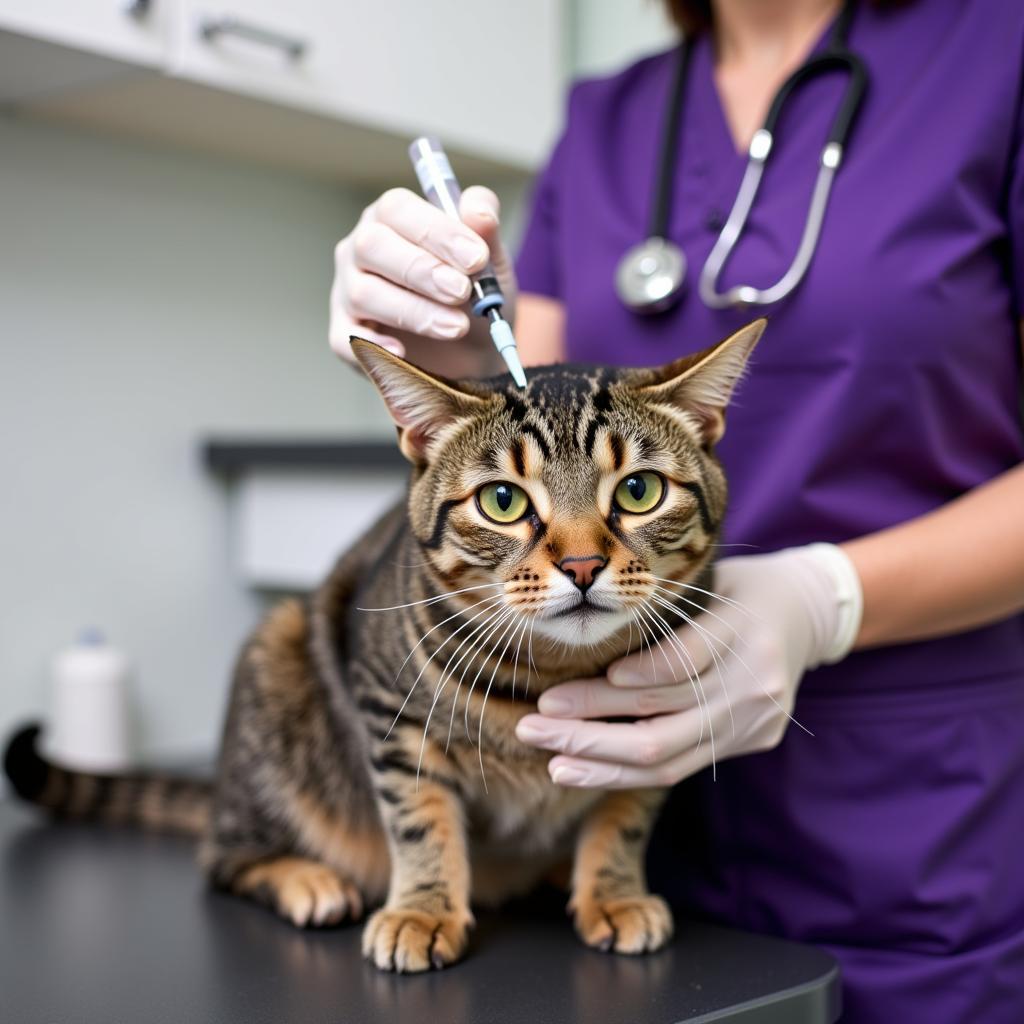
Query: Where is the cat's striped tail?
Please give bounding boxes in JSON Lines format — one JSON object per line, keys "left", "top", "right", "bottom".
{"left": 3, "top": 724, "right": 212, "bottom": 837}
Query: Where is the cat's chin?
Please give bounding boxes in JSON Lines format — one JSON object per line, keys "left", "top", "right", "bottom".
{"left": 530, "top": 606, "right": 634, "bottom": 650}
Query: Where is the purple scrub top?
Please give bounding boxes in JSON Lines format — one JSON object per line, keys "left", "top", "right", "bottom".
{"left": 516, "top": 2, "right": 1024, "bottom": 1021}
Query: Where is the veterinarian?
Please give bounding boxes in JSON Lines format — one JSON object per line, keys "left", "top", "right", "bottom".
{"left": 329, "top": 1, "right": 1024, "bottom": 1020}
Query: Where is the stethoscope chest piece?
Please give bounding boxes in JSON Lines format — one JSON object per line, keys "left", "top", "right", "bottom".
{"left": 615, "top": 237, "right": 687, "bottom": 314}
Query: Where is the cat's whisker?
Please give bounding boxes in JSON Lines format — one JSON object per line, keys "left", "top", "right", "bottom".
{"left": 631, "top": 609, "right": 658, "bottom": 675}
{"left": 428, "top": 603, "right": 509, "bottom": 706}
{"left": 432, "top": 607, "right": 515, "bottom": 758}
{"left": 642, "top": 613, "right": 662, "bottom": 674}
{"left": 650, "top": 594, "right": 813, "bottom": 738}
{"left": 647, "top": 598, "right": 720, "bottom": 770}
{"left": 447, "top": 608, "right": 518, "bottom": 754}
{"left": 646, "top": 602, "right": 705, "bottom": 695}
{"left": 638, "top": 602, "right": 712, "bottom": 765}
{"left": 392, "top": 594, "right": 505, "bottom": 689}
{"left": 627, "top": 610, "right": 649, "bottom": 669}
{"left": 652, "top": 584, "right": 755, "bottom": 648}
{"left": 463, "top": 611, "right": 521, "bottom": 748}
{"left": 477, "top": 613, "right": 527, "bottom": 793}
{"left": 651, "top": 581, "right": 760, "bottom": 732}
{"left": 650, "top": 576, "right": 759, "bottom": 621}
{"left": 651, "top": 593, "right": 736, "bottom": 741}
{"left": 449, "top": 613, "right": 519, "bottom": 757}
{"left": 357, "top": 581, "right": 505, "bottom": 613}
{"left": 639, "top": 603, "right": 714, "bottom": 770}
{"left": 510, "top": 612, "right": 530, "bottom": 701}
{"left": 652, "top": 580, "right": 771, "bottom": 737}
{"left": 638, "top": 602, "right": 714, "bottom": 756}
{"left": 387, "top": 598, "right": 506, "bottom": 742}
{"left": 416, "top": 605, "right": 513, "bottom": 777}
{"left": 635, "top": 607, "right": 681, "bottom": 684}
{"left": 524, "top": 615, "right": 538, "bottom": 699}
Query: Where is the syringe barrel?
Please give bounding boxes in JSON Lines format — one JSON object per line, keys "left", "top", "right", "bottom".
{"left": 408, "top": 136, "right": 501, "bottom": 289}
{"left": 409, "top": 136, "right": 462, "bottom": 218}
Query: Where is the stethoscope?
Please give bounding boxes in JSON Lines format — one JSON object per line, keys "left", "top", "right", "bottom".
{"left": 615, "top": 0, "right": 868, "bottom": 313}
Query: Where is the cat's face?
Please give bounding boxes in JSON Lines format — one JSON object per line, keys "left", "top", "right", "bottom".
{"left": 352, "top": 320, "right": 764, "bottom": 650}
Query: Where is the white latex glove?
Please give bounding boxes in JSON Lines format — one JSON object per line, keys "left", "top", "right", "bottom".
{"left": 516, "top": 544, "right": 863, "bottom": 789}
{"left": 329, "top": 185, "right": 517, "bottom": 362}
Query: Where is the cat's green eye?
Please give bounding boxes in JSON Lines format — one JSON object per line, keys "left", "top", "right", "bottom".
{"left": 477, "top": 482, "right": 530, "bottom": 524}
{"left": 614, "top": 472, "right": 665, "bottom": 515}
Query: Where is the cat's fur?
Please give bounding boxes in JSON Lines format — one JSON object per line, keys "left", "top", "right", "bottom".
{"left": 4, "top": 319, "right": 765, "bottom": 972}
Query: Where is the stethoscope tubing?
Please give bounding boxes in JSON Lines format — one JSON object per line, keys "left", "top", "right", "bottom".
{"left": 620, "top": 0, "right": 867, "bottom": 313}
{"left": 699, "top": 49, "right": 868, "bottom": 309}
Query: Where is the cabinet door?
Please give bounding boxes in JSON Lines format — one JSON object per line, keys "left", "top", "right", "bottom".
{"left": 172, "top": 0, "right": 563, "bottom": 168}
{"left": 0, "top": 0, "right": 169, "bottom": 67}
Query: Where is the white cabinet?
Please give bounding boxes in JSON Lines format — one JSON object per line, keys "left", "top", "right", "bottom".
{"left": 235, "top": 470, "right": 407, "bottom": 590}
{"left": 0, "top": 0, "right": 565, "bottom": 178}
{"left": 0, "top": 0, "right": 169, "bottom": 68}
{"left": 172, "top": 0, "right": 562, "bottom": 168}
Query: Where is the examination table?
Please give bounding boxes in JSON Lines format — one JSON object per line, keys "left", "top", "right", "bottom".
{"left": 0, "top": 802, "right": 839, "bottom": 1023}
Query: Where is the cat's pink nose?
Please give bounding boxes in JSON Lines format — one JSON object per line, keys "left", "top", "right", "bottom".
{"left": 556, "top": 555, "right": 607, "bottom": 593}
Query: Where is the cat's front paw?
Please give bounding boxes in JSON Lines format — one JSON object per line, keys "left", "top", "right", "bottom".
{"left": 361, "top": 906, "right": 473, "bottom": 972}
{"left": 573, "top": 893, "right": 673, "bottom": 954}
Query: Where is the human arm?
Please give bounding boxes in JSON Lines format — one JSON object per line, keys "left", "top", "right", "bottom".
{"left": 844, "top": 458, "right": 1024, "bottom": 647}
{"left": 842, "top": 326, "right": 1024, "bottom": 647}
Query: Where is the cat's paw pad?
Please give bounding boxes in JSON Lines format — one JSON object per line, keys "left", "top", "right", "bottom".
{"left": 273, "top": 863, "right": 362, "bottom": 928}
{"left": 573, "top": 893, "right": 673, "bottom": 954}
{"left": 362, "top": 907, "right": 472, "bottom": 972}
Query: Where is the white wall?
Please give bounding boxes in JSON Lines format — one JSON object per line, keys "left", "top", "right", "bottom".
{"left": 0, "top": 114, "right": 394, "bottom": 759}
{"left": 0, "top": 1, "right": 664, "bottom": 766}
{"left": 569, "top": 0, "right": 676, "bottom": 77}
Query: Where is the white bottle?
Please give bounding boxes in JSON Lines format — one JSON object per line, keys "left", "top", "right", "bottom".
{"left": 44, "top": 629, "right": 134, "bottom": 771}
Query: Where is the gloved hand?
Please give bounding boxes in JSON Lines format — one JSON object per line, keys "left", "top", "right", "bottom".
{"left": 329, "top": 186, "right": 517, "bottom": 362}
{"left": 515, "top": 544, "right": 863, "bottom": 789}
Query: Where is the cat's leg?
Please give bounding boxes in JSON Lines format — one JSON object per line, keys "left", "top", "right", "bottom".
{"left": 229, "top": 855, "right": 362, "bottom": 927}
{"left": 361, "top": 750, "right": 472, "bottom": 972}
{"left": 570, "top": 788, "right": 673, "bottom": 954}
{"left": 199, "top": 763, "right": 385, "bottom": 929}
{"left": 199, "top": 597, "right": 393, "bottom": 928}
{"left": 200, "top": 807, "right": 370, "bottom": 929}
{"left": 199, "top": 745, "right": 384, "bottom": 929}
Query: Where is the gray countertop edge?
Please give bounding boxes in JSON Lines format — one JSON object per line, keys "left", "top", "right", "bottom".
{"left": 685, "top": 964, "right": 841, "bottom": 1024}
{"left": 202, "top": 437, "right": 406, "bottom": 473}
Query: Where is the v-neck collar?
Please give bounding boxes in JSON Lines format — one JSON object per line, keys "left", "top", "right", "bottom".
{"left": 696, "top": 3, "right": 849, "bottom": 158}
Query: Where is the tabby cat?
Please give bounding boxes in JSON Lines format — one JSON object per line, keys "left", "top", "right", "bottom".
{"left": 4, "top": 318, "right": 765, "bottom": 972}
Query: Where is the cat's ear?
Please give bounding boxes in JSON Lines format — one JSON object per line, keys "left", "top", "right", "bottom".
{"left": 350, "top": 337, "right": 489, "bottom": 463}
{"left": 638, "top": 318, "right": 766, "bottom": 445}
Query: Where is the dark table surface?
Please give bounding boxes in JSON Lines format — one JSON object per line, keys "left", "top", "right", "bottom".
{"left": 0, "top": 803, "right": 840, "bottom": 1023}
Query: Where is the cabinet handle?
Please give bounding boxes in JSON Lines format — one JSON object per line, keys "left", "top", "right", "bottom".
{"left": 198, "top": 16, "right": 308, "bottom": 60}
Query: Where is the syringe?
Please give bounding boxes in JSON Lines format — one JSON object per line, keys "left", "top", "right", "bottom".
{"left": 408, "top": 136, "right": 527, "bottom": 388}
